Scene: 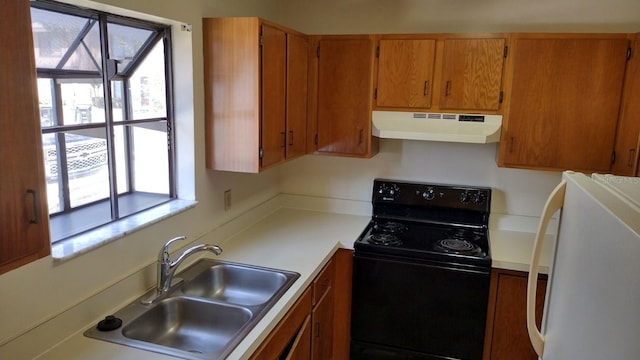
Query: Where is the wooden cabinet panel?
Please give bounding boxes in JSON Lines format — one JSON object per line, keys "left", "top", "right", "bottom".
{"left": 285, "top": 315, "right": 312, "bottom": 360}
{"left": 251, "top": 287, "right": 312, "bottom": 360}
{"left": 612, "top": 35, "right": 640, "bottom": 176}
{"left": 439, "top": 38, "right": 505, "bottom": 111}
{"left": 483, "top": 269, "right": 547, "bottom": 360}
{"left": 261, "top": 24, "right": 287, "bottom": 169}
{"left": 203, "top": 17, "right": 308, "bottom": 173}
{"left": 0, "top": 0, "right": 51, "bottom": 274}
{"left": 500, "top": 35, "right": 629, "bottom": 172}
{"left": 311, "top": 281, "right": 334, "bottom": 360}
{"left": 286, "top": 33, "right": 309, "bottom": 160}
{"left": 316, "top": 36, "right": 378, "bottom": 157}
{"left": 377, "top": 39, "right": 436, "bottom": 108}
{"left": 332, "top": 248, "right": 353, "bottom": 360}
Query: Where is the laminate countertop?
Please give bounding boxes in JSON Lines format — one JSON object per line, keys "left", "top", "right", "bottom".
{"left": 35, "top": 207, "right": 552, "bottom": 360}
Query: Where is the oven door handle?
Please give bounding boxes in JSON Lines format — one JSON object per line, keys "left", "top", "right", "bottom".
{"left": 527, "top": 179, "right": 566, "bottom": 358}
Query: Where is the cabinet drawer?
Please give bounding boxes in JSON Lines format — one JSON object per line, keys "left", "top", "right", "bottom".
{"left": 312, "top": 259, "right": 334, "bottom": 306}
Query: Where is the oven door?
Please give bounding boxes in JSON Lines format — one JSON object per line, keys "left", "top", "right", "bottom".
{"left": 351, "top": 253, "right": 490, "bottom": 360}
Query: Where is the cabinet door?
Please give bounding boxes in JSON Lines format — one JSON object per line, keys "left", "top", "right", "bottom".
{"left": 612, "top": 35, "right": 640, "bottom": 176}
{"left": 502, "top": 37, "right": 628, "bottom": 172}
{"left": 439, "top": 38, "right": 505, "bottom": 111}
{"left": 316, "top": 38, "right": 375, "bottom": 156}
{"left": 286, "top": 33, "right": 308, "bottom": 159}
{"left": 0, "top": 0, "right": 51, "bottom": 274}
{"left": 483, "top": 270, "right": 547, "bottom": 360}
{"left": 261, "top": 24, "right": 287, "bottom": 169}
{"left": 377, "top": 39, "right": 436, "bottom": 108}
{"left": 284, "top": 315, "right": 312, "bottom": 360}
{"left": 311, "top": 287, "right": 334, "bottom": 360}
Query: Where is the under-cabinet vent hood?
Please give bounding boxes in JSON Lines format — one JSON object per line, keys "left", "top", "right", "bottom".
{"left": 372, "top": 111, "right": 502, "bottom": 144}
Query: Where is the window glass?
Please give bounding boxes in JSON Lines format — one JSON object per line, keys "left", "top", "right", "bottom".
{"left": 108, "top": 22, "right": 153, "bottom": 72}
{"left": 31, "top": 8, "right": 101, "bottom": 71}
{"left": 31, "top": 2, "right": 174, "bottom": 243}
{"left": 58, "top": 79, "right": 105, "bottom": 124}
{"left": 129, "top": 41, "right": 167, "bottom": 119}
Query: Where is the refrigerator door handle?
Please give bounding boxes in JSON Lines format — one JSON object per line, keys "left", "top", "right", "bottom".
{"left": 527, "top": 179, "right": 567, "bottom": 357}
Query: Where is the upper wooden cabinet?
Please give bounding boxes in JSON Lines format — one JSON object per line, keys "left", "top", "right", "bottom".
{"left": 612, "top": 34, "right": 640, "bottom": 176}
{"left": 309, "top": 35, "right": 379, "bottom": 158}
{"left": 439, "top": 38, "right": 506, "bottom": 111}
{"left": 1, "top": 0, "right": 51, "bottom": 274}
{"left": 203, "top": 17, "right": 308, "bottom": 173}
{"left": 375, "top": 35, "right": 506, "bottom": 113}
{"left": 499, "top": 34, "right": 630, "bottom": 172}
{"left": 376, "top": 39, "right": 436, "bottom": 108}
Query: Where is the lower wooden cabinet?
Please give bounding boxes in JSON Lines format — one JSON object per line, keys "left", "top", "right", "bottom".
{"left": 483, "top": 269, "right": 548, "bottom": 360}
{"left": 251, "top": 249, "right": 352, "bottom": 360}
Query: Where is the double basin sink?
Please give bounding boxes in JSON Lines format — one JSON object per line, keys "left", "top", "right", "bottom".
{"left": 85, "top": 259, "right": 300, "bottom": 359}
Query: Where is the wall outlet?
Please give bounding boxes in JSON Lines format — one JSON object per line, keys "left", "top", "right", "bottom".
{"left": 224, "top": 189, "right": 231, "bottom": 211}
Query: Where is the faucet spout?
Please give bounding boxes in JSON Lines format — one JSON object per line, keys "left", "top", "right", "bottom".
{"left": 142, "top": 236, "right": 223, "bottom": 304}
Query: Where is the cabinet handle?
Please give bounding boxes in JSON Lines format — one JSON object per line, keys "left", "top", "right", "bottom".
{"left": 423, "top": 80, "right": 429, "bottom": 96}
{"left": 314, "top": 322, "right": 321, "bottom": 338}
{"left": 281, "top": 132, "right": 286, "bottom": 148}
{"left": 509, "top": 137, "right": 514, "bottom": 153}
{"left": 359, "top": 129, "right": 364, "bottom": 145}
{"left": 628, "top": 148, "right": 636, "bottom": 167}
{"left": 289, "top": 130, "right": 294, "bottom": 146}
{"left": 445, "top": 80, "right": 452, "bottom": 96}
{"left": 26, "top": 189, "right": 39, "bottom": 224}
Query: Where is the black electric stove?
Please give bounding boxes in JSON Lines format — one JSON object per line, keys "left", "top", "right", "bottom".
{"left": 351, "top": 179, "right": 493, "bottom": 360}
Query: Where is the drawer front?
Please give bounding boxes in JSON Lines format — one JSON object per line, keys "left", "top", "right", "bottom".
{"left": 312, "top": 259, "right": 334, "bottom": 305}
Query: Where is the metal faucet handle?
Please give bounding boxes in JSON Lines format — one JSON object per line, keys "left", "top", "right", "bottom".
{"left": 159, "top": 236, "right": 187, "bottom": 261}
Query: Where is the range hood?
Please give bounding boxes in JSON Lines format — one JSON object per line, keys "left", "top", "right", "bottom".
{"left": 372, "top": 111, "right": 502, "bottom": 144}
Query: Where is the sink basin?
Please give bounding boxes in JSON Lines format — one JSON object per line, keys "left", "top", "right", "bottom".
{"left": 122, "top": 297, "right": 252, "bottom": 354}
{"left": 182, "top": 263, "right": 290, "bottom": 306}
{"left": 85, "top": 259, "right": 300, "bottom": 359}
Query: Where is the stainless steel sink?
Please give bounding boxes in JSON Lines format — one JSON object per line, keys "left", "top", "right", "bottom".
{"left": 182, "top": 263, "right": 290, "bottom": 306}
{"left": 85, "top": 259, "right": 299, "bottom": 359}
{"left": 122, "top": 297, "right": 252, "bottom": 354}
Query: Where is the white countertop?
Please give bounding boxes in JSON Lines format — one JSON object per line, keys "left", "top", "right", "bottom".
{"left": 34, "top": 207, "right": 552, "bottom": 360}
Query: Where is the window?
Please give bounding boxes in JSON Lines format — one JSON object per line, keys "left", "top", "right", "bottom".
{"left": 31, "top": 1, "right": 176, "bottom": 243}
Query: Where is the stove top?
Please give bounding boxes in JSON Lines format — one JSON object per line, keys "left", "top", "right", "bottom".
{"left": 355, "top": 179, "right": 492, "bottom": 267}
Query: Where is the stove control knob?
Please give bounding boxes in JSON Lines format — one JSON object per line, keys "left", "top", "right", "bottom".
{"left": 460, "top": 191, "right": 471, "bottom": 204}
{"left": 472, "top": 191, "right": 486, "bottom": 205}
{"left": 422, "top": 187, "right": 435, "bottom": 201}
{"left": 378, "top": 183, "right": 400, "bottom": 200}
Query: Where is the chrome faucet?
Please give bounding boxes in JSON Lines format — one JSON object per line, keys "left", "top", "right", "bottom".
{"left": 142, "top": 236, "right": 222, "bottom": 304}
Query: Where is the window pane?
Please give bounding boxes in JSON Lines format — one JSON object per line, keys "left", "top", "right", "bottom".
{"left": 129, "top": 41, "right": 167, "bottom": 119}
{"left": 59, "top": 79, "right": 105, "bottom": 125}
{"left": 108, "top": 22, "right": 153, "bottom": 71}
{"left": 31, "top": 8, "right": 101, "bottom": 71}
{"left": 42, "top": 133, "right": 62, "bottom": 214}
{"left": 64, "top": 130, "right": 110, "bottom": 208}
{"left": 112, "top": 81, "right": 126, "bottom": 121}
{"left": 37, "top": 79, "right": 57, "bottom": 127}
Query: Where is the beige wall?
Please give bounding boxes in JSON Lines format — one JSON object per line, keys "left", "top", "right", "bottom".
{"left": 1, "top": 0, "right": 638, "bottom": 356}
{"left": 276, "top": 0, "right": 640, "bottom": 34}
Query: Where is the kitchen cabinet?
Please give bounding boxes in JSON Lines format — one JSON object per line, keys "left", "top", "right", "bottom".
{"left": 252, "top": 250, "right": 350, "bottom": 360}
{"left": 0, "top": 0, "right": 51, "bottom": 274}
{"left": 311, "top": 258, "right": 334, "bottom": 360}
{"left": 250, "top": 287, "right": 312, "bottom": 359}
{"left": 499, "top": 34, "right": 630, "bottom": 172}
{"left": 309, "top": 35, "right": 379, "bottom": 158}
{"left": 203, "top": 17, "right": 308, "bottom": 173}
{"left": 376, "top": 38, "right": 437, "bottom": 109}
{"left": 612, "top": 34, "right": 640, "bottom": 176}
{"left": 483, "top": 269, "right": 547, "bottom": 360}
{"left": 439, "top": 37, "right": 506, "bottom": 111}
{"left": 374, "top": 35, "right": 506, "bottom": 112}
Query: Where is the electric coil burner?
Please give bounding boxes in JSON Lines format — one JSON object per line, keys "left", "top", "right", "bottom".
{"left": 351, "top": 179, "right": 492, "bottom": 360}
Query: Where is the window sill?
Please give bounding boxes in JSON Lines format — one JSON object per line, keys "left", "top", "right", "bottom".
{"left": 51, "top": 199, "right": 197, "bottom": 261}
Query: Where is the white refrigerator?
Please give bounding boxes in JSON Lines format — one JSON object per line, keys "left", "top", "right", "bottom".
{"left": 527, "top": 171, "right": 640, "bottom": 360}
